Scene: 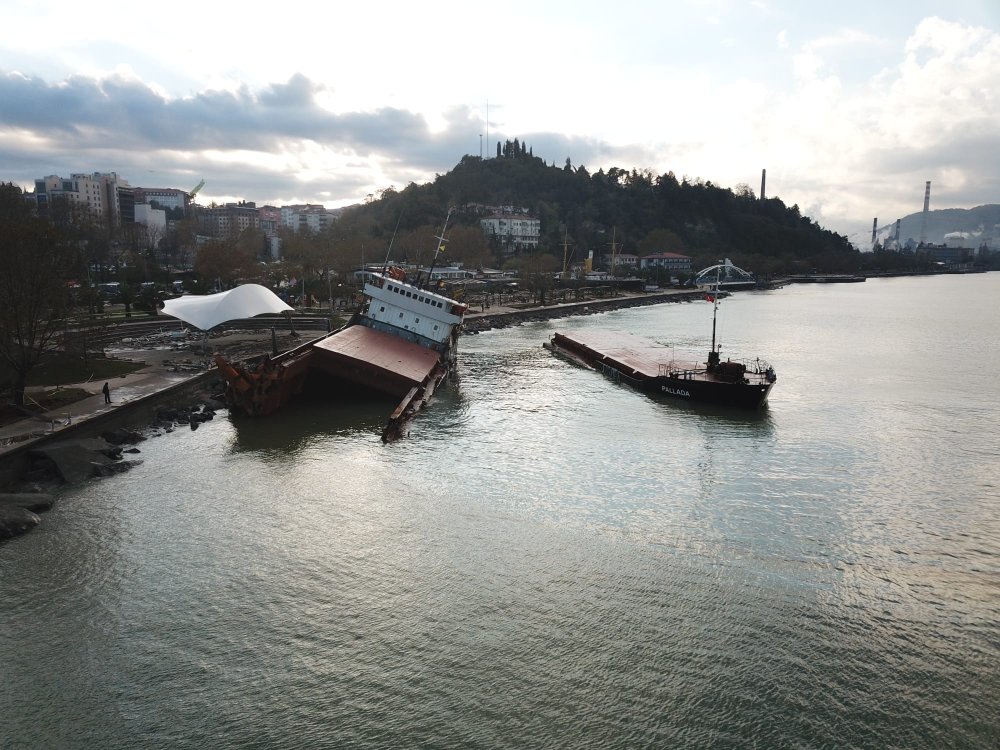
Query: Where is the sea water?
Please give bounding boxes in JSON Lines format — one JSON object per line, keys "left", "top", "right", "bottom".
{"left": 2, "top": 274, "right": 998, "bottom": 748}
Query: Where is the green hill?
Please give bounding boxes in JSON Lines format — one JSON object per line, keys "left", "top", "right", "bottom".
{"left": 339, "top": 149, "right": 858, "bottom": 276}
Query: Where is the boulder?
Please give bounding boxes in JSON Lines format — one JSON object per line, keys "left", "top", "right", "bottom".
{"left": 92, "top": 460, "right": 142, "bottom": 478}
{"left": 0, "top": 505, "right": 41, "bottom": 540}
{"left": 101, "top": 428, "right": 146, "bottom": 446}
{"left": 0, "top": 493, "right": 56, "bottom": 513}
{"left": 28, "top": 440, "right": 123, "bottom": 484}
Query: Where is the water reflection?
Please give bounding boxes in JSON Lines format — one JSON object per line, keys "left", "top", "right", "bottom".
{"left": 643, "top": 388, "right": 776, "bottom": 429}
{"left": 226, "top": 392, "right": 393, "bottom": 456}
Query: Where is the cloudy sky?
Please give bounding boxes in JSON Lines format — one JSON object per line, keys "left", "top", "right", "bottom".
{"left": 2, "top": 0, "right": 998, "bottom": 244}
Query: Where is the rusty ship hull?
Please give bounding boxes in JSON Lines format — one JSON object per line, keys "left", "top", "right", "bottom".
{"left": 215, "top": 270, "right": 467, "bottom": 441}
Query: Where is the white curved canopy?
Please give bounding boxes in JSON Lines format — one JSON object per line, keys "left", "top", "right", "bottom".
{"left": 161, "top": 284, "right": 293, "bottom": 331}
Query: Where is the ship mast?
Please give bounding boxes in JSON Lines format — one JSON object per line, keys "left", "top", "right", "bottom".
{"left": 423, "top": 207, "right": 453, "bottom": 289}
{"left": 708, "top": 261, "right": 721, "bottom": 371}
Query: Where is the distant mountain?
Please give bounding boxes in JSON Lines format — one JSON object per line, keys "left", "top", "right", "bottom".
{"left": 878, "top": 204, "right": 1000, "bottom": 247}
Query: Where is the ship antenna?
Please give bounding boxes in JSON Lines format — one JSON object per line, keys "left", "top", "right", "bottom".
{"left": 423, "top": 206, "right": 454, "bottom": 290}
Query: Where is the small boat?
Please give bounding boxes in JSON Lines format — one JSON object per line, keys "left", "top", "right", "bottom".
{"left": 544, "top": 265, "right": 776, "bottom": 409}
{"left": 215, "top": 213, "right": 468, "bottom": 440}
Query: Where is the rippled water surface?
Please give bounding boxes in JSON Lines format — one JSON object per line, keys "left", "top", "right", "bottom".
{"left": 3, "top": 274, "right": 999, "bottom": 748}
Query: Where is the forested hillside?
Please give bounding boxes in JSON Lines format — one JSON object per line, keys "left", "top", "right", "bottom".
{"left": 339, "top": 146, "right": 857, "bottom": 276}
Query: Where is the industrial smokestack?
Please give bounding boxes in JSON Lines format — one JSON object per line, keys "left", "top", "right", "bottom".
{"left": 760, "top": 169, "right": 766, "bottom": 202}
{"left": 872, "top": 218, "right": 878, "bottom": 246}
{"left": 920, "top": 181, "right": 931, "bottom": 245}
{"left": 895, "top": 219, "right": 901, "bottom": 244}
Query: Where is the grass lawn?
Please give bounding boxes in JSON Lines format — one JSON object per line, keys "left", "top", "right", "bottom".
{"left": 0, "top": 386, "right": 96, "bottom": 428}
{"left": 1, "top": 354, "right": 147, "bottom": 428}
{"left": 24, "top": 353, "right": 146, "bottom": 387}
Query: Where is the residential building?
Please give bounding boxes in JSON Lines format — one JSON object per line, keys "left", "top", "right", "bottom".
{"left": 479, "top": 214, "right": 540, "bottom": 253}
{"left": 280, "top": 204, "right": 339, "bottom": 233}
{"left": 199, "top": 201, "right": 260, "bottom": 238}
{"left": 32, "top": 172, "right": 129, "bottom": 227}
{"left": 603, "top": 252, "right": 639, "bottom": 270}
{"left": 258, "top": 205, "right": 281, "bottom": 237}
{"left": 639, "top": 252, "right": 693, "bottom": 275}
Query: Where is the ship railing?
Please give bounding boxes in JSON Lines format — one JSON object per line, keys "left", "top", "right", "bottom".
{"left": 740, "top": 357, "right": 773, "bottom": 375}
{"left": 724, "top": 357, "right": 777, "bottom": 382}
{"left": 657, "top": 362, "right": 704, "bottom": 379}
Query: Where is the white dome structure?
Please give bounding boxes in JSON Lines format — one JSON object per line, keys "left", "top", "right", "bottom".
{"left": 161, "top": 284, "right": 293, "bottom": 331}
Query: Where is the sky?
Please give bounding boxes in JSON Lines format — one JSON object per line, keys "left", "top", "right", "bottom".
{"left": 2, "top": 0, "right": 998, "bottom": 246}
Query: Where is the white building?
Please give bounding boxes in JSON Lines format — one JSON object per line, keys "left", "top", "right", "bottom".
{"left": 134, "top": 204, "right": 167, "bottom": 231}
{"left": 605, "top": 252, "right": 639, "bottom": 270}
{"left": 479, "top": 214, "right": 540, "bottom": 252}
{"left": 639, "top": 252, "right": 693, "bottom": 274}
{"left": 280, "top": 204, "right": 340, "bottom": 233}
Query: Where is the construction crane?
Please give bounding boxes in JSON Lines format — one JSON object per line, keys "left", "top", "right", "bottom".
{"left": 189, "top": 179, "right": 205, "bottom": 199}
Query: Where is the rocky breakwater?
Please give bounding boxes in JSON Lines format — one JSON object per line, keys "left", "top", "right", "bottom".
{"left": 0, "top": 400, "right": 222, "bottom": 542}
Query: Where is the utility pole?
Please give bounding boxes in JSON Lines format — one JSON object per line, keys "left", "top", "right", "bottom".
{"left": 609, "top": 227, "right": 618, "bottom": 297}
{"left": 562, "top": 227, "right": 570, "bottom": 278}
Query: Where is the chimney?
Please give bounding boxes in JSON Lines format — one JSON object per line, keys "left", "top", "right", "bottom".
{"left": 760, "top": 169, "right": 766, "bottom": 202}
{"left": 920, "top": 181, "right": 931, "bottom": 245}
{"left": 872, "top": 218, "right": 878, "bottom": 246}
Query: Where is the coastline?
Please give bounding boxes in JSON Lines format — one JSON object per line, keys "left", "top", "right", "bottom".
{"left": 463, "top": 288, "right": 704, "bottom": 333}
{"left": 3, "top": 271, "right": 993, "bottom": 539}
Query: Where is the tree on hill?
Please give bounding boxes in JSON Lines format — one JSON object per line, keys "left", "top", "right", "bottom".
{"left": 0, "top": 183, "right": 76, "bottom": 406}
{"left": 340, "top": 154, "right": 857, "bottom": 275}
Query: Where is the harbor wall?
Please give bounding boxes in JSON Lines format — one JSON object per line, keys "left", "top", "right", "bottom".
{"left": 464, "top": 290, "right": 704, "bottom": 333}
{"left": 0, "top": 371, "right": 220, "bottom": 488}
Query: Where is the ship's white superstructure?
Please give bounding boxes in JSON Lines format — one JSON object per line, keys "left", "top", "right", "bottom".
{"left": 363, "top": 274, "right": 466, "bottom": 350}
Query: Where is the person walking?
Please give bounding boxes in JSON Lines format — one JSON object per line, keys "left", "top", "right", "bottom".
{"left": 102, "top": 382, "right": 111, "bottom": 404}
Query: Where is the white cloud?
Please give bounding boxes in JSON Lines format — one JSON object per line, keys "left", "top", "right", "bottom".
{"left": 764, "top": 17, "right": 1000, "bottom": 239}
{"left": 0, "top": 3, "right": 997, "bottom": 240}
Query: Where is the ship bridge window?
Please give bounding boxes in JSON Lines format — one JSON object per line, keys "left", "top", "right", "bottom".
{"left": 406, "top": 291, "right": 412, "bottom": 298}
{"left": 379, "top": 306, "right": 385, "bottom": 312}
{"left": 415, "top": 318, "right": 420, "bottom": 324}
{"left": 399, "top": 312, "right": 404, "bottom": 318}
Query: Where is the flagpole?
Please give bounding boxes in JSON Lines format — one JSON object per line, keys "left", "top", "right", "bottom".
{"left": 709, "top": 261, "right": 722, "bottom": 370}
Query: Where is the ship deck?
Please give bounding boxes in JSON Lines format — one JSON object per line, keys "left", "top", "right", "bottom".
{"left": 552, "top": 329, "right": 701, "bottom": 379}
{"left": 311, "top": 325, "right": 442, "bottom": 397}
